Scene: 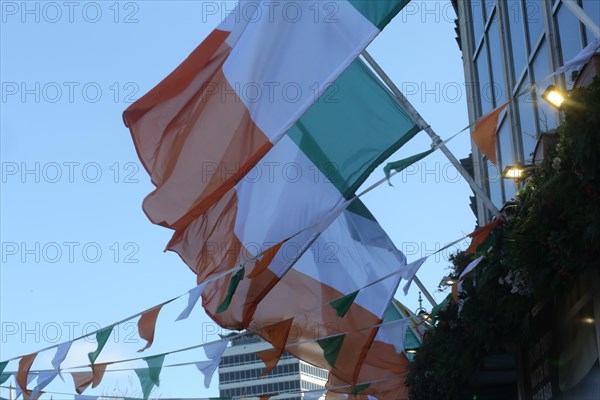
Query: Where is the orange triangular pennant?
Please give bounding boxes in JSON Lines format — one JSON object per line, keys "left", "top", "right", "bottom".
{"left": 91, "top": 362, "right": 110, "bottom": 388}
{"left": 471, "top": 102, "right": 509, "bottom": 164}
{"left": 256, "top": 348, "right": 282, "bottom": 376}
{"left": 138, "top": 305, "right": 164, "bottom": 352}
{"left": 16, "top": 352, "right": 37, "bottom": 396}
{"left": 466, "top": 218, "right": 503, "bottom": 254}
{"left": 247, "top": 240, "right": 288, "bottom": 279}
{"left": 71, "top": 371, "right": 93, "bottom": 394}
{"left": 259, "top": 318, "right": 294, "bottom": 350}
{"left": 258, "top": 394, "right": 274, "bottom": 400}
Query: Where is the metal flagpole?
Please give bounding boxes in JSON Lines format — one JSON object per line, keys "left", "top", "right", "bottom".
{"left": 414, "top": 276, "right": 438, "bottom": 307}
{"left": 561, "top": 0, "right": 600, "bottom": 38}
{"left": 361, "top": 50, "right": 503, "bottom": 219}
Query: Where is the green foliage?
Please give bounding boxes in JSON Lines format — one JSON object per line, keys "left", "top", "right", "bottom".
{"left": 407, "top": 78, "right": 600, "bottom": 400}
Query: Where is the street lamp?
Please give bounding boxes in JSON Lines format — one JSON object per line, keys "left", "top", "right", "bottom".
{"left": 541, "top": 85, "right": 567, "bottom": 110}
{"left": 440, "top": 276, "right": 457, "bottom": 286}
{"left": 502, "top": 162, "right": 535, "bottom": 184}
{"left": 415, "top": 292, "right": 431, "bottom": 322}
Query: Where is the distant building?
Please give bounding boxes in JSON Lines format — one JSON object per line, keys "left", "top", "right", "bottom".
{"left": 218, "top": 333, "right": 327, "bottom": 400}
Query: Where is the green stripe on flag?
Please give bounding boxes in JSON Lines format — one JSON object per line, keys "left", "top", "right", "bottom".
{"left": 384, "top": 148, "right": 435, "bottom": 185}
{"left": 317, "top": 334, "right": 345, "bottom": 368}
{"left": 346, "top": 199, "right": 376, "bottom": 222}
{"left": 330, "top": 291, "right": 359, "bottom": 318}
{"left": 88, "top": 326, "right": 113, "bottom": 366}
{"left": 217, "top": 268, "right": 245, "bottom": 313}
{"left": 288, "top": 59, "right": 419, "bottom": 198}
{"left": 0, "top": 361, "right": 7, "bottom": 375}
{"left": 348, "top": 0, "right": 412, "bottom": 30}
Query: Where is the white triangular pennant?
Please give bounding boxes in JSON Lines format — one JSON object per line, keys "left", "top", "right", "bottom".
{"left": 175, "top": 283, "right": 207, "bottom": 321}
{"left": 401, "top": 257, "right": 429, "bottom": 295}
{"left": 31, "top": 370, "right": 59, "bottom": 398}
{"left": 377, "top": 320, "right": 409, "bottom": 354}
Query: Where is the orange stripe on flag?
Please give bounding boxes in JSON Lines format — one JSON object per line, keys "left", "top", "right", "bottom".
{"left": 470, "top": 102, "right": 509, "bottom": 164}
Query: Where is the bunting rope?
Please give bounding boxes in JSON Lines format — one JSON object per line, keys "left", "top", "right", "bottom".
{"left": 1, "top": 314, "right": 419, "bottom": 377}
{"left": 0, "top": 371, "right": 409, "bottom": 400}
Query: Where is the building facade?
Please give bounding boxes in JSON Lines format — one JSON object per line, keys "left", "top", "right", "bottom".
{"left": 454, "top": 0, "right": 599, "bottom": 222}
{"left": 455, "top": 1, "right": 600, "bottom": 399}
{"left": 218, "top": 333, "right": 328, "bottom": 400}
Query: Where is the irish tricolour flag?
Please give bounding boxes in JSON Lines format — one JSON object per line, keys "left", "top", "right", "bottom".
{"left": 123, "top": 0, "right": 411, "bottom": 231}
{"left": 125, "top": 1, "right": 417, "bottom": 398}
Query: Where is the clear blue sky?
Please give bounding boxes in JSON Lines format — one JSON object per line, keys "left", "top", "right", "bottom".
{"left": 1, "top": 1, "right": 475, "bottom": 398}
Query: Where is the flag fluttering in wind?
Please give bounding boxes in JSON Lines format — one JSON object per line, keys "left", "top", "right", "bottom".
{"left": 124, "top": 1, "right": 417, "bottom": 398}
{"left": 123, "top": 0, "right": 412, "bottom": 231}
{"left": 470, "top": 102, "right": 509, "bottom": 164}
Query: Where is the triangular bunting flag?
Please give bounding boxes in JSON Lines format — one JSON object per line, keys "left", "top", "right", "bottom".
{"left": 317, "top": 335, "right": 345, "bottom": 368}
{"left": 134, "top": 368, "right": 155, "bottom": 400}
{"left": 15, "top": 373, "right": 37, "bottom": 399}
{"left": 0, "top": 373, "right": 10, "bottom": 385}
{"left": 452, "top": 256, "right": 485, "bottom": 303}
{"left": 256, "top": 348, "right": 282, "bottom": 377}
{"left": 258, "top": 394, "right": 274, "bottom": 400}
{"left": 74, "top": 395, "right": 99, "bottom": 400}
{"left": 255, "top": 318, "right": 294, "bottom": 376}
{"left": 30, "top": 370, "right": 59, "bottom": 398}
{"left": 376, "top": 320, "right": 409, "bottom": 354}
{"left": 88, "top": 326, "right": 113, "bottom": 366}
{"left": 71, "top": 372, "right": 93, "bottom": 394}
{"left": 91, "top": 363, "right": 109, "bottom": 388}
{"left": 176, "top": 282, "right": 207, "bottom": 321}
{"left": 195, "top": 339, "right": 229, "bottom": 388}
{"left": 0, "top": 361, "right": 7, "bottom": 375}
{"left": 217, "top": 268, "right": 245, "bottom": 313}
{"left": 384, "top": 148, "right": 435, "bottom": 185}
{"left": 466, "top": 218, "right": 503, "bottom": 254}
{"left": 138, "top": 305, "right": 164, "bottom": 352}
{"left": 246, "top": 240, "right": 287, "bottom": 279}
{"left": 51, "top": 341, "right": 72, "bottom": 381}
{"left": 144, "top": 354, "right": 165, "bottom": 387}
{"left": 16, "top": 353, "right": 37, "bottom": 396}
{"left": 470, "top": 102, "right": 509, "bottom": 164}
{"left": 330, "top": 291, "right": 359, "bottom": 318}
{"left": 401, "top": 257, "right": 429, "bottom": 295}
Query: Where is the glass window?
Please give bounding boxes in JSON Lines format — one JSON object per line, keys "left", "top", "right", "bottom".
{"left": 471, "top": 0, "right": 486, "bottom": 45}
{"left": 487, "top": 159, "right": 503, "bottom": 208}
{"left": 517, "top": 74, "right": 537, "bottom": 162}
{"left": 488, "top": 15, "right": 507, "bottom": 105}
{"left": 556, "top": 2, "right": 584, "bottom": 86}
{"left": 497, "top": 117, "right": 517, "bottom": 201}
{"left": 476, "top": 44, "right": 493, "bottom": 114}
{"left": 507, "top": 0, "right": 528, "bottom": 80}
{"left": 525, "top": 0, "right": 545, "bottom": 49}
{"left": 582, "top": 0, "right": 600, "bottom": 44}
{"left": 531, "top": 40, "right": 559, "bottom": 132}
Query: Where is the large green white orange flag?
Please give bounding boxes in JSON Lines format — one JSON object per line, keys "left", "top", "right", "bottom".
{"left": 123, "top": 0, "right": 411, "bottom": 231}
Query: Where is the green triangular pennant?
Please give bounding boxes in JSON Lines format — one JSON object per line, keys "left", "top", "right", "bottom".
{"left": 88, "top": 326, "right": 113, "bottom": 366}
{"left": 351, "top": 383, "right": 371, "bottom": 396}
{"left": 135, "top": 368, "right": 155, "bottom": 400}
{"left": 330, "top": 291, "right": 359, "bottom": 318}
{"left": 217, "top": 268, "right": 245, "bottom": 313}
{"left": 0, "top": 361, "right": 7, "bottom": 375}
{"left": 0, "top": 373, "right": 11, "bottom": 385}
{"left": 144, "top": 354, "right": 165, "bottom": 387}
{"left": 317, "top": 334, "right": 345, "bottom": 368}
{"left": 384, "top": 148, "right": 436, "bottom": 185}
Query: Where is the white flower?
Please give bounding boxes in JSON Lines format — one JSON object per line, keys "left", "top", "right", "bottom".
{"left": 552, "top": 157, "right": 561, "bottom": 171}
